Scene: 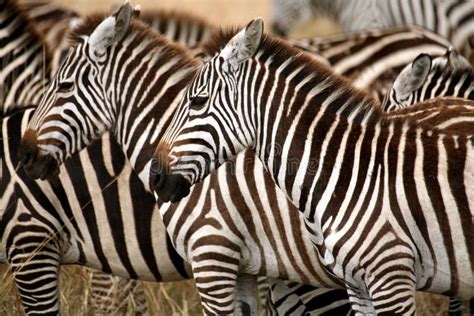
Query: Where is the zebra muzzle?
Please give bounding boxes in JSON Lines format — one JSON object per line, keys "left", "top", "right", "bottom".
{"left": 18, "top": 135, "right": 59, "bottom": 180}
{"left": 150, "top": 159, "right": 191, "bottom": 203}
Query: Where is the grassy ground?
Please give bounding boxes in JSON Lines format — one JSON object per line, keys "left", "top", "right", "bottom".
{"left": 0, "top": 263, "right": 449, "bottom": 315}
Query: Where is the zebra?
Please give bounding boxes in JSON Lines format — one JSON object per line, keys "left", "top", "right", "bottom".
{"left": 19, "top": 6, "right": 474, "bottom": 315}
{"left": 1, "top": 2, "right": 352, "bottom": 314}
{"left": 271, "top": 0, "right": 474, "bottom": 61}
{"left": 151, "top": 18, "right": 474, "bottom": 314}
{"left": 291, "top": 26, "right": 453, "bottom": 101}
{"left": 21, "top": 0, "right": 80, "bottom": 72}
{"left": 383, "top": 48, "right": 474, "bottom": 111}
{"left": 1, "top": 1, "right": 468, "bottom": 314}
{"left": 0, "top": 0, "right": 52, "bottom": 113}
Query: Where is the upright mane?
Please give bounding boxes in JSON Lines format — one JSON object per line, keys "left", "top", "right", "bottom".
{"left": 203, "top": 27, "right": 384, "bottom": 122}
{"left": 140, "top": 9, "right": 213, "bottom": 31}
{"left": 69, "top": 13, "right": 201, "bottom": 69}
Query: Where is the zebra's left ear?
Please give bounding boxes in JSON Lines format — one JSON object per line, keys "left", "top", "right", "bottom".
{"left": 220, "top": 17, "right": 264, "bottom": 70}
{"left": 393, "top": 53, "right": 432, "bottom": 96}
{"left": 88, "top": 1, "right": 132, "bottom": 59}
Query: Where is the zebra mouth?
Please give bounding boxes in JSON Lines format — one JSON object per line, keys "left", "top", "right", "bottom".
{"left": 18, "top": 144, "right": 59, "bottom": 180}
{"left": 150, "top": 159, "right": 191, "bottom": 203}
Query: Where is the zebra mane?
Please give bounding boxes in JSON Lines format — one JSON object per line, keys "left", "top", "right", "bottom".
{"left": 203, "top": 27, "right": 384, "bottom": 123}
{"left": 69, "top": 13, "right": 201, "bottom": 68}
{"left": 431, "top": 61, "right": 474, "bottom": 85}
{"left": 140, "top": 9, "right": 213, "bottom": 30}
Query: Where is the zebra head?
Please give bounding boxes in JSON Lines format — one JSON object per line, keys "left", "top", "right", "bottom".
{"left": 383, "top": 48, "right": 473, "bottom": 112}
{"left": 18, "top": 2, "right": 136, "bottom": 180}
{"left": 151, "top": 18, "right": 264, "bottom": 202}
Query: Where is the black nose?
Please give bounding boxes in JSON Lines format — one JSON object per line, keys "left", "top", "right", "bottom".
{"left": 150, "top": 159, "right": 191, "bottom": 203}
{"left": 18, "top": 142, "right": 59, "bottom": 180}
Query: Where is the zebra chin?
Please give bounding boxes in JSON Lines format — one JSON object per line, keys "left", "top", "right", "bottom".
{"left": 150, "top": 159, "right": 191, "bottom": 203}
{"left": 18, "top": 130, "right": 60, "bottom": 180}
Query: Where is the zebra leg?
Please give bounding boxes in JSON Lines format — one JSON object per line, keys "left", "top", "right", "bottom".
{"left": 7, "top": 234, "right": 61, "bottom": 315}
{"left": 448, "top": 298, "right": 474, "bottom": 316}
{"left": 192, "top": 262, "right": 240, "bottom": 315}
{"left": 363, "top": 262, "right": 417, "bottom": 315}
{"left": 88, "top": 270, "right": 149, "bottom": 315}
{"left": 346, "top": 286, "right": 376, "bottom": 315}
{"left": 256, "top": 276, "right": 269, "bottom": 310}
{"left": 235, "top": 274, "right": 258, "bottom": 316}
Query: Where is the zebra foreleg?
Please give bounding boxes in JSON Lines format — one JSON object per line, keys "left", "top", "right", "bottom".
{"left": 7, "top": 235, "right": 61, "bottom": 315}
{"left": 235, "top": 274, "right": 258, "bottom": 316}
{"left": 346, "top": 286, "right": 376, "bottom": 315}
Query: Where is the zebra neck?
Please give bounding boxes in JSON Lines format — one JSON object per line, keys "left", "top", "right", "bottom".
{"left": 111, "top": 83, "right": 188, "bottom": 191}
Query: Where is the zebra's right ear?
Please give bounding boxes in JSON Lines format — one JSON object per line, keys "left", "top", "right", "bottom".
{"left": 88, "top": 1, "right": 132, "bottom": 59}
{"left": 393, "top": 53, "right": 432, "bottom": 96}
{"left": 220, "top": 18, "right": 264, "bottom": 70}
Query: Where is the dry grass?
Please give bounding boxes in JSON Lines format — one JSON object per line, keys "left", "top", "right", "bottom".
{"left": 0, "top": 263, "right": 449, "bottom": 315}
{"left": 0, "top": 264, "right": 202, "bottom": 315}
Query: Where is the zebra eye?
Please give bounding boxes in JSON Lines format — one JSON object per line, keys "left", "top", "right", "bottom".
{"left": 190, "top": 95, "right": 208, "bottom": 109}
{"left": 58, "top": 81, "right": 74, "bottom": 93}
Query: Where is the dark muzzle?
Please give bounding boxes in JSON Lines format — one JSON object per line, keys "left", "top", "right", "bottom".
{"left": 18, "top": 131, "right": 59, "bottom": 180}
{"left": 150, "top": 158, "right": 191, "bottom": 203}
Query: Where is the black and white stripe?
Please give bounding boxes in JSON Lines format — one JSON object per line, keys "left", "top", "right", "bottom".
{"left": 153, "top": 19, "right": 474, "bottom": 314}
{"left": 271, "top": 0, "right": 474, "bottom": 60}
{"left": 383, "top": 48, "right": 474, "bottom": 111}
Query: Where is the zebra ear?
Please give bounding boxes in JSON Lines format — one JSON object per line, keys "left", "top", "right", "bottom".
{"left": 393, "top": 53, "right": 432, "bottom": 96}
{"left": 88, "top": 1, "right": 132, "bottom": 59}
{"left": 446, "top": 48, "right": 471, "bottom": 69}
{"left": 220, "top": 17, "right": 264, "bottom": 70}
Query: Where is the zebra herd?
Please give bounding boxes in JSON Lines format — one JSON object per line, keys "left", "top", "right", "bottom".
{"left": 1, "top": 0, "right": 473, "bottom": 314}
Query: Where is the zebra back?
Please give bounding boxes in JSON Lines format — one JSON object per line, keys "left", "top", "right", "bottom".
{"left": 292, "top": 26, "right": 452, "bottom": 101}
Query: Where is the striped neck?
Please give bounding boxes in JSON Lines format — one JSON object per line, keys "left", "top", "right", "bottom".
{"left": 226, "top": 40, "right": 464, "bottom": 218}
{"left": 93, "top": 25, "right": 199, "bottom": 186}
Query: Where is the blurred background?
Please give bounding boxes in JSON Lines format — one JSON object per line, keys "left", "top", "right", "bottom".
{"left": 56, "top": 0, "right": 270, "bottom": 25}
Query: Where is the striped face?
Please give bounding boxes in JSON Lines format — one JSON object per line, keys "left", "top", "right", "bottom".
{"left": 18, "top": 3, "right": 133, "bottom": 180}
{"left": 152, "top": 19, "right": 264, "bottom": 202}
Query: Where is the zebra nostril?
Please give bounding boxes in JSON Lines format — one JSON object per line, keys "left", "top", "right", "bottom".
{"left": 17, "top": 146, "right": 35, "bottom": 167}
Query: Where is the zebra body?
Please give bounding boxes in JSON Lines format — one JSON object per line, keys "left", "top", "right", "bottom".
{"left": 271, "top": 0, "right": 474, "bottom": 60}
{"left": 294, "top": 27, "right": 452, "bottom": 101}
{"left": 20, "top": 7, "right": 474, "bottom": 315}
{"left": 152, "top": 19, "right": 474, "bottom": 315}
